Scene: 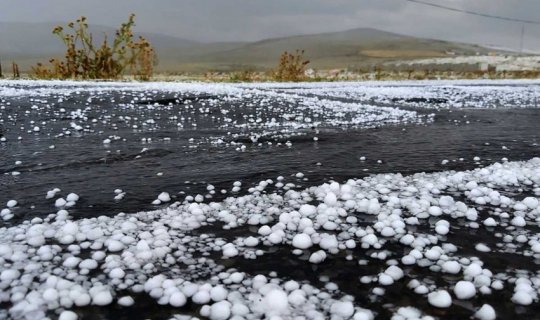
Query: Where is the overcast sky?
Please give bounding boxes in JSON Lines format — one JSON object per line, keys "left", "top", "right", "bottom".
{"left": 1, "top": 0, "right": 539, "bottom": 51}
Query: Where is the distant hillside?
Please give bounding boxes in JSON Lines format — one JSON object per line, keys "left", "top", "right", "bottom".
{"left": 0, "top": 23, "right": 503, "bottom": 73}
{"left": 173, "top": 28, "right": 495, "bottom": 72}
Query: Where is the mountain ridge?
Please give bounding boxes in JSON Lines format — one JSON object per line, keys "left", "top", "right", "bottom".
{"left": 0, "top": 22, "right": 505, "bottom": 72}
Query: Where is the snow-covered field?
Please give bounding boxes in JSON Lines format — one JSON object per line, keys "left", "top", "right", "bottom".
{"left": 1, "top": 80, "right": 539, "bottom": 320}
{"left": 392, "top": 55, "right": 540, "bottom": 72}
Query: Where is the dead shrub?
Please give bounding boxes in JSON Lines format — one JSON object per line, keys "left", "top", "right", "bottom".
{"left": 272, "top": 50, "right": 310, "bottom": 82}
{"left": 33, "top": 14, "right": 156, "bottom": 80}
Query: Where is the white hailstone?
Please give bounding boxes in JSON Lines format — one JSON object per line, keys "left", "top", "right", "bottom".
{"left": 6, "top": 200, "right": 18, "bottom": 208}
{"left": 439, "top": 196, "right": 454, "bottom": 207}
{"left": 435, "top": 224, "right": 449, "bottom": 235}
{"left": 222, "top": 243, "right": 238, "bottom": 258}
{"left": 428, "top": 206, "right": 443, "bottom": 216}
{"left": 424, "top": 248, "right": 441, "bottom": 261}
{"left": 511, "top": 216, "right": 526, "bottom": 227}
{"left": 74, "top": 293, "right": 91, "bottom": 307}
{"left": 210, "top": 286, "right": 228, "bottom": 302}
{"left": 55, "top": 198, "right": 67, "bottom": 207}
{"left": 210, "top": 301, "right": 232, "bottom": 320}
{"left": 284, "top": 280, "right": 300, "bottom": 291}
{"left": 415, "top": 286, "right": 429, "bottom": 295}
{"left": 243, "top": 236, "right": 259, "bottom": 247}
{"left": 466, "top": 209, "right": 478, "bottom": 221}
{"left": 193, "top": 290, "right": 211, "bottom": 304}
{"left": 107, "top": 240, "right": 124, "bottom": 252}
{"left": 474, "top": 274, "right": 491, "bottom": 288}
{"left": 288, "top": 290, "right": 306, "bottom": 306}
{"left": 62, "top": 221, "right": 79, "bottom": 235}
{"left": 330, "top": 301, "right": 355, "bottom": 318}
{"left": 62, "top": 254, "right": 81, "bottom": 268}
{"left": 324, "top": 192, "right": 338, "bottom": 206}
{"left": 258, "top": 225, "right": 272, "bottom": 236}
{"left": 475, "top": 243, "right": 491, "bottom": 252}
{"left": 66, "top": 193, "right": 79, "bottom": 202}
{"left": 385, "top": 265, "right": 404, "bottom": 280}
{"left": 158, "top": 192, "right": 171, "bottom": 202}
{"left": 319, "top": 234, "right": 338, "bottom": 250}
{"left": 400, "top": 234, "right": 415, "bottom": 245}
{"left": 474, "top": 304, "right": 496, "bottom": 320}
{"left": 59, "top": 310, "right": 78, "bottom": 320}
{"left": 0, "top": 269, "right": 19, "bottom": 282}
{"left": 268, "top": 232, "right": 283, "bottom": 244}
{"left": 43, "top": 288, "right": 59, "bottom": 302}
{"left": 362, "top": 234, "right": 378, "bottom": 246}
{"left": 46, "top": 189, "right": 60, "bottom": 199}
{"left": 454, "top": 281, "right": 476, "bottom": 299}
{"left": 231, "top": 303, "right": 250, "bottom": 316}
{"left": 92, "top": 291, "right": 113, "bottom": 306}
{"left": 33, "top": 126, "right": 40, "bottom": 132}
{"left": 109, "top": 268, "right": 125, "bottom": 279}
{"left": 514, "top": 203, "right": 527, "bottom": 211}
{"left": 353, "top": 309, "right": 374, "bottom": 320}
{"left": 379, "top": 274, "right": 394, "bottom": 286}
{"left": 309, "top": 250, "right": 327, "bottom": 264}
{"left": 79, "top": 259, "right": 98, "bottom": 270}
{"left": 427, "top": 290, "right": 452, "bottom": 308}
{"left": 483, "top": 217, "right": 497, "bottom": 227}
{"left": 491, "top": 280, "right": 504, "bottom": 290}
{"left": 442, "top": 261, "right": 461, "bottom": 274}
{"left": 394, "top": 307, "right": 421, "bottom": 320}
{"left": 182, "top": 283, "right": 199, "bottom": 297}
{"left": 229, "top": 272, "right": 244, "bottom": 283}
{"left": 263, "top": 289, "right": 289, "bottom": 315}
{"left": 292, "top": 233, "right": 312, "bottom": 249}
{"left": 103, "top": 139, "right": 111, "bottom": 144}
{"left": 117, "top": 296, "right": 135, "bottom": 306}
{"left": 380, "top": 226, "right": 396, "bottom": 237}
{"left": 512, "top": 290, "right": 533, "bottom": 305}
{"left": 464, "top": 263, "right": 483, "bottom": 278}
{"left": 522, "top": 197, "right": 539, "bottom": 209}
{"left": 299, "top": 204, "right": 317, "bottom": 216}
{"left": 435, "top": 220, "right": 450, "bottom": 235}
{"left": 345, "top": 239, "right": 356, "bottom": 249}
{"left": 169, "top": 292, "right": 187, "bottom": 307}
{"left": 402, "top": 255, "right": 416, "bottom": 265}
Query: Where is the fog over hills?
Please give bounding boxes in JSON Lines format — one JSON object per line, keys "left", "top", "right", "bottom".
{"left": 0, "top": 22, "right": 502, "bottom": 72}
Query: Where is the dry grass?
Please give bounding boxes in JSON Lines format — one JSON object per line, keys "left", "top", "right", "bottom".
{"left": 12, "top": 62, "right": 20, "bottom": 78}
{"left": 271, "top": 50, "right": 310, "bottom": 81}
{"left": 32, "top": 15, "right": 156, "bottom": 80}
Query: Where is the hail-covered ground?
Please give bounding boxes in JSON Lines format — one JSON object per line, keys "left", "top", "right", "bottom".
{"left": 0, "top": 80, "right": 539, "bottom": 320}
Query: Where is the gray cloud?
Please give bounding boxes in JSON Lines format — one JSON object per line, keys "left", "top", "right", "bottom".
{"left": 1, "top": 0, "right": 539, "bottom": 51}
